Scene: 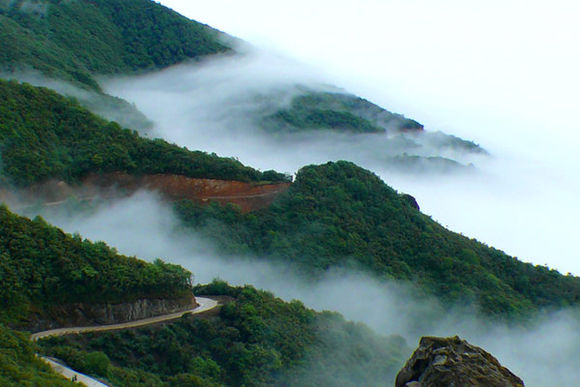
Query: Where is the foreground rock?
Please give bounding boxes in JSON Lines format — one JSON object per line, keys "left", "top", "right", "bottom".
{"left": 395, "top": 336, "right": 524, "bottom": 387}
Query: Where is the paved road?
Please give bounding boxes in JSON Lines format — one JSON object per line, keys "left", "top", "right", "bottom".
{"left": 40, "top": 356, "right": 109, "bottom": 387}
{"left": 33, "top": 297, "right": 219, "bottom": 386}
{"left": 31, "top": 297, "right": 218, "bottom": 341}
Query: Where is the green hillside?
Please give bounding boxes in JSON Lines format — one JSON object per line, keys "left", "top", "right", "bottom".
{"left": 263, "top": 91, "right": 423, "bottom": 134}
{"left": 0, "top": 204, "right": 192, "bottom": 326}
{"left": 176, "top": 161, "right": 580, "bottom": 318}
{"left": 38, "top": 280, "right": 408, "bottom": 386}
{"left": 0, "top": 207, "right": 408, "bottom": 386}
{"left": 0, "top": 0, "right": 229, "bottom": 91}
{"left": 0, "top": 80, "right": 288, "bottom": 186}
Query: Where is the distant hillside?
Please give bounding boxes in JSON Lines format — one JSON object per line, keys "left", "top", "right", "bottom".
{"left": 176, "top": 161, "right": 580, "bottom": 318}
{"left": 0, "top": 80, "right": 288, "bottom": 187}
{"left": 38, "top": 280, "right": 409, "bottom": 386}
{"left": 0, "top": 0, "right": 229, "bottom": 91}
{"left": 262, "top": 90, "right": 423, "bottom": 134}
{"left": 0, "top": 0, "right": 485, "bottom": 166}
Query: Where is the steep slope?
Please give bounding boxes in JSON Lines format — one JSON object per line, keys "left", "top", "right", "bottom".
{"left": 0, "top": 0, "right": 229, "bottom": 91}
{"left": 0, "top": 205, "right": 193, "bottom": 329}
{"left": 38, "top": 280, "right": 409, "bottom": 387}
{"left": 0, "top": 206, "right": 409, "bottom": 386}
{"left": 0, "top": 0, "right": 230, "bottom": 130}
{"left": 0, "top": 80, "right": 288, "bottom": 187}
{"left": 175, "top": 161, "right": 580, "bottom": 318}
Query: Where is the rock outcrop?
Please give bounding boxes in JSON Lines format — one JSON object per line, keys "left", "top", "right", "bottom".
{"left": 395, "top": 336, "right": 524, "bottom": 387}
{"left": 28, "top": 294, "right": 197, "bottom": 332}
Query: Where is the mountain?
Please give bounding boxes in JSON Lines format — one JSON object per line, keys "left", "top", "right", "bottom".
{"left": 0, "top": 324, "right": 75, "bottom": 386}
{"left": 0, "top": 0, "right": 576, "bottom": 385}
{"left": 175, "top": 161, "right": 580, "bottom": 318}
{"left": 0, "top": 204, "right": 193, "bottom": 384}
{"left": 0, "top": 0, "right": 230, "bottom": 130}
{"left": 0, "top": 79, "right": 288, "bottom": 187}
{"left": 0, "top": 206, "right": 408, "bottom": 386}
{"left": 1, "top": 0, "right": 576, "bottom": 321}
{"left": 1, "top": 1, "right": 577, "bottom": 319}
{"left": 0, "top": 0, "right": 229, "bottom": 91}
{"left": 38, "top": 280, "right": 409, "bottom": 387}
{"left": 0, "top": 0, "right": 484, "bottom": 173}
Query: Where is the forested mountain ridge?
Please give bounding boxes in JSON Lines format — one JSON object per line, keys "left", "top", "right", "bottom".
{"left": 0, "top": 206, "right": 409, "bottom": 386}
{"left": 0, "top": 80, "right": 289, "bottom": 187}
{"left": 3, "top": 73, "right": 575, "bottom": 320}
{"left": 37, "top": 280, "right": 409, "bottom": 386}
{"left": 176, "top": 161, "right": 580, "bottom": 318}
{"left": 0, "top": 0, "right": 484, "bottom": 161}
{"left": 0, "top": 0, "right": 229, "bottom": 91}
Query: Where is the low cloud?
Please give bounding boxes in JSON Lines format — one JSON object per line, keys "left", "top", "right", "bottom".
{"left": 100, "top": 47, "right": 580, "bottom": 275}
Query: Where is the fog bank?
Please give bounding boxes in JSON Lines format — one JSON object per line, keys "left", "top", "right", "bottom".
{"left": 154, "top": 0, "right": 580, "bottom": 275}
{"left": 102, "top": 49, "right": 579, "bottom": 275}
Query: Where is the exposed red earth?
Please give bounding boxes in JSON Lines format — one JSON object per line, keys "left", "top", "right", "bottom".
{"left": 5, "top": 172, "right": 292, "bottom": 212}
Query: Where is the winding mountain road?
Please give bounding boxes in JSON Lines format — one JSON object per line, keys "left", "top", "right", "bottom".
{"left": 33, "top": 297, "right": 219, "bottom": 386}
{"left": 31, "top": 297, "right": 218, "bottom": 341}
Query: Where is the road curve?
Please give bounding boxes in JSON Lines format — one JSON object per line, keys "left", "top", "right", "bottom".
{"left": 31, "top": 297, "right": 218, "bottom": 341}
{"left": 33, "top": 297, "right": 218, "bottom": 385}
{"left": 39, "top": 356, "right": 109, "bottom": 387}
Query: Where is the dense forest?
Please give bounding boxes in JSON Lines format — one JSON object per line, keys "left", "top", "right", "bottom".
{"left": 175, "top": 161, "right": 580, "bottom": 318}
{"left": 38, "top": 280, "right": 409, "bottom": 386}
{"left": 0, "top": 204, "right": 192, "bottom": 326}
{"left": 0, "top": 0, "right": 229, "bottom": 91}
{"left": 0, "top": 80, "right": 289, "bottom": 186}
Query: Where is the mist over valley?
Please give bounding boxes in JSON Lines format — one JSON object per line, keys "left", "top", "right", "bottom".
{"left": 1, "top": 0, "right": 579, "bottom": 386}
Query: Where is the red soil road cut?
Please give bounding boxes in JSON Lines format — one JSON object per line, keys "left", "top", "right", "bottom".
{"left": 22, "top": 173, "right": 292, "bottom": 212}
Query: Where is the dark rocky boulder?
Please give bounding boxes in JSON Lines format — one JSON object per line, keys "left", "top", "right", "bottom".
{"left": 395, "top": 336, "right": 524, "bottom": 387}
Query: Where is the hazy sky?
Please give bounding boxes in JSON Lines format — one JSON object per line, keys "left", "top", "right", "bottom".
{"left": 153, "top": 1, "right": 580, "bottom": 274}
